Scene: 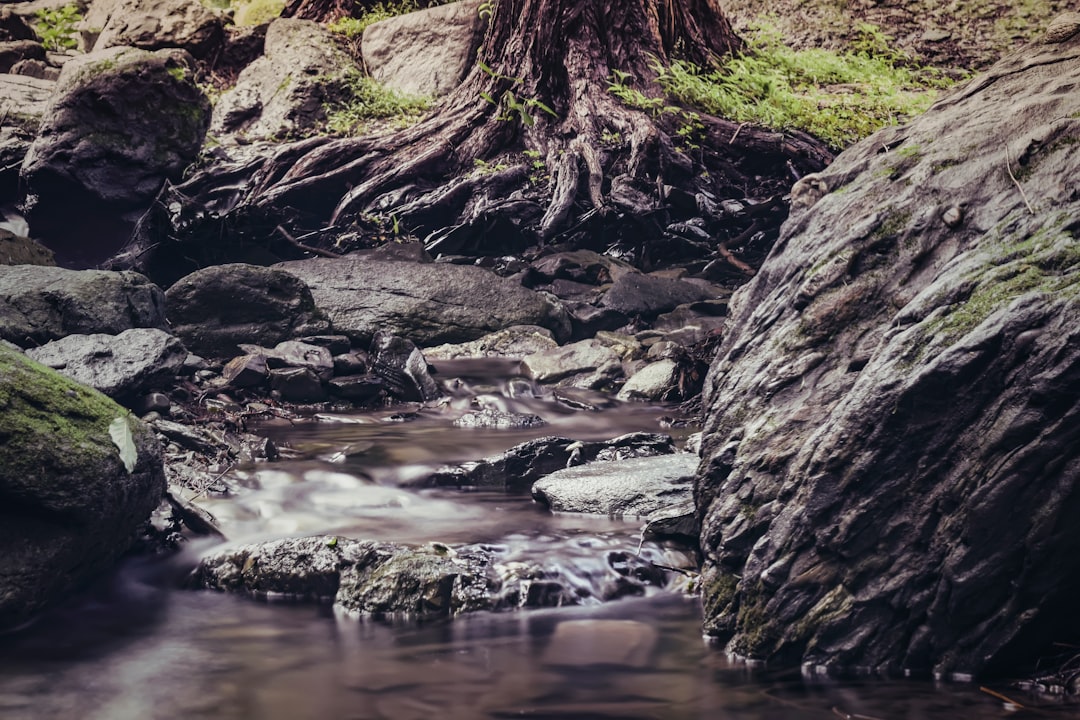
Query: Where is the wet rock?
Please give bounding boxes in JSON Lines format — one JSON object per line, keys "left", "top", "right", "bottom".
{"left": 20, "top": 46, "right": 210, "bottom": 265}
{"left": 600, "top": 272, "right": 722, "bottom": 319}
{"left": 0, "top": 75, "right": 54, "bottom": 199}
{"left": 194, "top": 532, "right": 673, "bottom": 616}
{"left": 426, "top": 432, "right": 675, "bottom": 491}
{"left": 26, "top": 328, "right": 187, "bottom": 401}
{"left": 327, "top": 374, "right": 384, "bottom": 403}
{"left": 269, "top": 366, "right": 327, "bottom": 403}
{"left": 210, "top": 18, "right": 356, "bottom": 142}
{"left": 165, "top": 263, "right": 329, "bottom": 359}
{"left": 521, "top": 338, "right": 623, "bottom": 390}
{"left": 332, "top": 351, "right": 367, "bottom": 376}
{"left": 532, "top": 453, "right": 698, "bottom": 518}
{"left": 0, "top": 266, "right": 168, "bottom": 348}
{"left": 0, "top": 344, "right": 165, "bottom": 629}
{"left": 453, "top": 407, "right": 546, "bottom": 430}
{"left": 276, "top": 256, "right": 571, "bottom": 346}
{"left": 423, "top": 325, "right": 558, "bottom": 361}
{"left": 300, "top": 334, "right": 351, "bottom": 356}
{"left": 260, "top": 340, "right": 334, "bottom": 382}
{"left": 370, "top": 332, "right": 439, "bottom": 402}
{"left": 616, "top": 359, "right": 678, "bottom": 401}
{"left": 222, "top": 353, "right": 268, "bottom": 388}
{"left": 362, "top": 0, "right": 484, "bottom": 98}
{"left": 696, "top": 33, "right": 1080, "bottom": 677}
{"left": 83, "top": 0, "right": 225, "bottom": 59}
{"left": 528, "top": 249, "right": 637, "bottom": 286}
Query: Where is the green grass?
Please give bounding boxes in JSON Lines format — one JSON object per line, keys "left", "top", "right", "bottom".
{"left": 328, "top": 0, "right": 456, "bottom": 37}
{"left": 614, "top": 23, "right": 953, "bottom": 150}
{"left": 325, "top": 71, "right": 431, "bottom": 135}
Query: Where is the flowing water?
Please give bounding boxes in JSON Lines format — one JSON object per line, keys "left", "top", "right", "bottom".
{"left": 0, "top": 362, "right": 1065, "bottom": 718}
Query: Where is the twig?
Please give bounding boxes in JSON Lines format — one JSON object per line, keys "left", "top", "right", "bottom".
{"left": 1004, "top": 145, "right": 1036, "bottom": 216}
{"left": 729, "top": 122, "right": 747, "bottom": 144}
{"left": 831, "top": 708, "right": 885, "bottom": 720}
{"left": 275, "top": 225, "right": 343, "bottom": 258}
{"left": 979, "top": 685, "right": 1027, "bottom": 709}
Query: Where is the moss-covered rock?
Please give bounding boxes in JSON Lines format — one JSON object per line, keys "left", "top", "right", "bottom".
{"left": 0, "top": 344, "right": 165, "bottom": 629}
{"left": 19, "top": 45, "right": 210, "bottom": 266}
{"left": 696, "top": 22, "right": 1080, "bottom": 677}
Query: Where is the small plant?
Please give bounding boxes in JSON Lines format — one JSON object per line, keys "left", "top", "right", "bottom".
{"left": 472, "top": 157, "right": 510, "bottom": 175}
{"left": 523, "top": 149, "right": 548, "bottom": 184}
{"left": 34, "top": 4, "right": 81, "bottom": 51}
{"left": 325, "top": 71, "right": 431, "bottom": 135}
{"left": 477, "top": 62, "right": 557, "bottom": 127}
{"left": 328, "top": 0, "right": 456, "bottom": 37}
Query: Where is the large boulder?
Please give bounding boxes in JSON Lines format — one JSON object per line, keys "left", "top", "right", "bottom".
{"left": 19, "top": 46, "right": 210, "bottom": 266}
{"left": 26, "top": 328, "right": 187, "bottom": 400}
{"left": 276, "top": 256, "right": 571, "bottom": 346}
{"left": 0, "top": 74, "right": 53, "bottom": 202}
{"left": 362, "top": 0, "right": 484, "bottom": 98}
{"left": 695, "top": 26, "right": 1080, "bottom": 678}
{"left": 209, "top": 18, "right": 357, "bottom": 143}
{"left": 0, "top": 266, "right": 168, "bottom": 348}
{"left": 81, "top": 0, "right": 225, "bottom": 58}
{"left": 165, "top": 263, "right": 330, "bottom": 358}
{"left": 0, "top": 344, "right": 166, "bottom": 629}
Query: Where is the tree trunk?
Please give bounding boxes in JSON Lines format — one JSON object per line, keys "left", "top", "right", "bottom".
{"left": 124, "top": 0, "right": 833, "bottom": 283}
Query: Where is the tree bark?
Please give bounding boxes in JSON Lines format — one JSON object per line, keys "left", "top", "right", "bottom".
{"left": 126, "top": 0, "right": 834, "bottom": 282}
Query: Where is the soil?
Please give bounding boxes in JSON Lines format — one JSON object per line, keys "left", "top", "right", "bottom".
{"left": 720, "top": 0, "right": 1073, "bottom": 73}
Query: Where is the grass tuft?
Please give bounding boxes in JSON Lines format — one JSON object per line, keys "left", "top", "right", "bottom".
{"left": 324, "top": 71, "right": 431, "bottom": 135}
{"left": 614, "top": 22, "right": 955, "bottom": 150}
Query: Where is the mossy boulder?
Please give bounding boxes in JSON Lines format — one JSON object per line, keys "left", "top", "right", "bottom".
{"left": 696, "top": 23, "right": 1080, "bottom": 677}
{"left": 0, "top": 344, "right": 165, "bottom": 629}
{"left": 19, "top": 45, "right": 210, "bottom": 266}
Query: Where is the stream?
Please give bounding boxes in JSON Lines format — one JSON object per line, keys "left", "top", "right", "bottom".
{"left": 0, "top": 362, "right": 1057, "bottom": 718}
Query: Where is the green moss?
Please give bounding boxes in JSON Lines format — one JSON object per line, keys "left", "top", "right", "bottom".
{"left": 0, "top": 346, "right": 122, "bottom": 482}
{"left": 233, "top": 0, "right": 285, "bottom": 26}
{"left": 731, "top": 583, "right": 776, "bottom": 656}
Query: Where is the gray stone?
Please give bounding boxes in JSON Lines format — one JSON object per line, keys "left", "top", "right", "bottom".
{"left": 0, "top": 344, "right": 165, "bottom": 629}
{"left": 696, "top": 33, "right": 1080, "bottom": 677}
{"left": 370, "top": 331, "right": 439, "bottom": 402}
{"left": 0, "top": 229, "right": 54, "bottom": 266}
{"left": 276, "top": 256, "right": 571, "bottom": 346}
{"left": 0, "top": 39, "right": 45, "bottom": 72}
{"left": 453, "top": 407, "right": 546, "bottom": 429}
{"left": 26, "top": 328, "right": 187, "bottom": 399}
{"left": 521, "top": 338, "right": 623, "bottom": 390}
{"left": 0, "top": 74, "right": 54, "bottom": 130}
{"left": 262, "top": 340, "right": 334, "bottom": 382}
{"left": 0, "top": 266, "right": 168, "bottom": 348}
{"left": 532, "top": 453, "right": 698, "bottom": 518}
{"left": 194, "top": 533, "right": 671, "bottom": 616}
{"left": 222, "top": 353, "right": 268, "bottom": 388}
{"left": 327, "top": 374, "right": 383, "bottom": 403}
{"left": 268, "top": 366, "right": 327, "bottom": 403}
{"left": 616, "top": 359, "right": 678, "bottom": 401}
{"left": 362, "top": 0, "right": 484, "bottom": 98}
{"left": 85, "top": 0, "right": 225, "bottom": 58}
{"left": 600, "top": 272, "right": 722, "bottom": 319}
{"left": 19, "top": 46, "right": 210, "bottom": 265}
{"left": 423, "top": 325, "right": 558, "bottom": 360}
{"left": 210, "top": 18, "right": 357, "bottom": 142}
{"left": 165, "top": 263, "right": 330, "bottom": 358}
{"left": 425, "top": 432, "right": 675, "bottom": 491}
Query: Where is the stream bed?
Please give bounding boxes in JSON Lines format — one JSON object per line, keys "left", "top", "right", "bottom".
{"left": 0, "top": 365, "right": 1062, "bottom": 718}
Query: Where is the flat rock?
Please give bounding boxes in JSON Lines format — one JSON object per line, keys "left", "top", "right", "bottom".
{"left": 276, "top": 256, "right": 571, "bottom": 346}
{"left": 532, "top": 453, "right": 698, "bottom": 518}
{"left": 521, "top": 338, "right": 623, "bottom": 390}
{"left": 600, "top": 272, "right": 721, "bottom": 319}
{"left": 26, "top": 328, "right": 187, "bottom": 400}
